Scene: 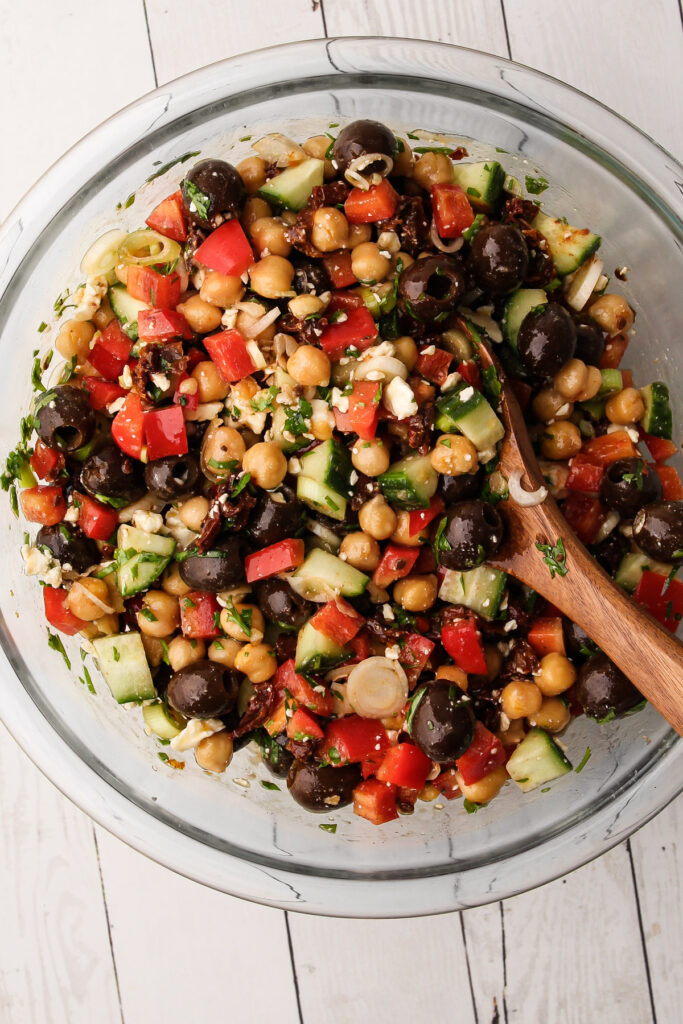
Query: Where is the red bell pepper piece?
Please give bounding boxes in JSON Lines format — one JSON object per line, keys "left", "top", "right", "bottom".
{"left": 372, "top": 544, "right": 421, "bottom": 589}
{"left": 432, "top": 768, "right": 461, "bottom": 799}
{"left": 326, "top": 290, "right": 364, "bottom": 314}
{"left": 408, "top": 495, "right": 444, "bottom": 537}
{"left": 561, "top": 492, "right": 605, "bottom": 545}
{"left": 43, "top": 586, "right": 88, "bottom": 636}
{"left": 527, "top": 617, "right": 566, "bottom": 657}
{"left": 275, "top": 659, "right": 335, "bottom": 716}
{"left": 348, "top": 631, "right": 370, "bottom": 663}
{"left": 653, "top": 464, "right": 683, "bottom": 500}
{"left": 20, "top": 485, "right": 66, "bottom": 525}
{"left": 441, "top": 620, "right": 488, "bottom": 674}
{"left": 582, "top": 430, "right": 638, "bottom": 466}
{"left": 194, "top": 220, "right": 254, "bottom": 277}
{"left": 180, "top": 591, "right": 222, "bottom": 640}
{"left": 286, "top": 707, "right": 324, "bottom": 743}
{"left": 185, "top": 346, "right": 206, "bottom": 372}
{"left": 565, "top": 453, "right": 604, "bottom": 494}
{"left": 353, "top": 778, "right": 399, "bottom": 825}
{"left": 633, "top": 571, "right": 683, "bottom": 633}
{"left": 204, "top": 329, "right": 256, "bottom": 383}
{"left": 319, "top": 306, "right": 378, "bottom": 361}
{"left": 144, "top": 406, "right": 188, "bottom": 461}
{"left": 145, "top": 190, "right": 188, "bottom": 243}
{"left": 415, "top": 346, "right": 453, "bottom": 386}
{"left": 457, "top": 360, "right": 482, "bottom": 389}
{"left": 88, "top": 320, "right": 133, "bottom": 381}
{"left": 76, "top": 494, "right": 120, "bottom": 541}
{"left": 431, "top": 183, "right": 475, "bottom": 238}
{"left": 376, "top": 743, "right": 432, "bottom": 789}
{"left": 112, "top": 393, "right": 146, "bottom": 460}
{"left": 84, "top": 378, "right": 127, "bottom": 412}
{"left": 323, "top": 716, "right": 389, "bottom": 765}
{"left": 245, "top": 539, "right": 305, "bottom": 583}
{"left": 138, "top": 308, "right": 192, "bottom": 343}
{"left": 309, "top": 598, "right": 364, "bottom": 645}
{"left": 639, "top": 430, "right": 678, "bottom": 463}
{"left": 332, "top": 381, "right": 382, "bottom": 440}
{"left": 126, "top": 265, "right": 181, "bottom": 307}
{"left": 621, "top": 369, "right": 634, "bottom": 389}
{"left": 456, "top": 721, "right": 507, "bottom": 786}
{"left": 323, "top": 252, "right": 357, "bottom": 289}
{"left": 599, "top": 333, "right": 629, "bottom": 369}
{"left": 344, "top": 179, "right": 399, "bottom": 224}
{"left": 399, "top": 633, "right": 435, "bottom": 684}
{"left": 30, "top": 440, "right": 64, "bottom": 482}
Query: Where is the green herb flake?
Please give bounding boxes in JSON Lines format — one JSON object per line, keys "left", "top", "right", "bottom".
{"left": 231, "top": 472, "right": 251, "bottom": 499}
{"left": 284, "top": 398, "right": 313, "bottom": 438}
{"left": 47, "top": 631, "right": 71, "bottom": 670}
{"left": 541, "top": 787, "right": 551, "bottom": 793}
{"left": 462, "top": 213, "right": 485, "bottom": 243}
{"left": 250, "top": 385, "right": 280, "bottom": 412}
{"left": 574, "top": 747, "right": 592, "bottom": 773}
{"left": 183, "top": 179, "right": 211, "bottom": 221}
{"left": 145, "top": 151, "right": 200, "bottom": 184}
{"left": 319, "top": 823, "right": 337, "bottom": 833}
{"left": 535, "top": 537, "right": 569, "bottom": 579}
{"left": 482, "top": 364, "right": 502, "bottom": 402}
{"left": 260, "top": 780, "right": 280, "bottom": 791}
{"left": 404, "top": 686, "right": 427, "bottom": 736}
{"left": 37, "top": 321, "right": 48, "bottom": 333}
{"left": 112, "top": 646, "right": 120, "bottom": 662}
{"left": 464, "top": 799, "right": 486, "bottom": 814}
{"left": 222, "top": 597, "right": 252, "bottom": 637}
{"left": 466, "top": 187, "right": 481, "bottom": 198}
{"left": 525, "top": 175, "right": 550, "bottom": 195}
{"left": 80, "top": 663, "right": 96, "bottom": 694}
{"left": 327, "top": 746, "right": 342, "bottom": 765}
{"left": 431, "top": 516, "right": 452, "bottom": 565}
{"left": 158, "top": 751, "right": 169, "bottom": 762}
{"left": 140, "top": 607, "right": 158, "bottom": 622}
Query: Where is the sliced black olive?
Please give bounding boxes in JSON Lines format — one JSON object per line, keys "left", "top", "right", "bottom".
{"left": 439, "top": 467, "right": 483, "bottom": 504}
{"left": 470, "top": 224, "right": 529, "bottom": 295}
{"left": 633, "top": 501, "right": 683, "bottom": 565}
{"left": 439, "top": 500, "right": 504, "bottom": 571}
{"left": 260, "top": 732, "right": 295, "bottom": 779}
{"left": 35, "top": 386, "right": 95, "bottom": 453}
{"left": 398, "top": 255, "right": 465, "bottom": 323}
{"left": 411, "top": 679, "right": 475, "bottom": 762}
{"left": 574, "top": 320, "right": 606, "bottom": 365}
{"left": 167, "top": 661, "right": 240, "bottom": 718}
{"left": 248, "top": 486, "right": 304, "bottom": 548}
{"left": 292, "top": 258, "right": 331, "bottom": 296}
{"left": 144, "top": 453, "right": 202, "bottom": 502}
{"left": 181, "top": 159, "right": 244, "bottom": 228}
{"left": 80, "top": 444, "right": 146, "bottom": 505}
{"left": 332, "top": 119, "right": 396, "bottom": 176}
{"left": 254, "top": 578, "right": 314, "bottom": 629}
{"left": 517, "top": 302, "right": 577, "bottom": 378}
{"left": 591, "top": 531, "right": 629, "bottom": 578}
{"left": 576, "top": 652, "right": 642, "bottom": 721}
{"left": 179, "top": 536, "right": 246, "bottom": 592}
{"left": 36, "top": 524, "right": 99, "bottom": 573}
{"left": 599, "top": 458, "right": 662, "bottom": 519}
{"left": 287, "top": 760, "right": 361, "bottom": 812}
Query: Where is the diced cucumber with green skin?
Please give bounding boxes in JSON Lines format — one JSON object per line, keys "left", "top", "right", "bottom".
{"left": 108, "top": 284, "right": 149, "bottom": 341}
{"left": 142, "top": 700, "right": 185, "bottom": 739}
{"left": 578, "top": 398, "right": 606, "bottom": 421}
{"left": 615, "top": 551, "right": 673, "bottom": 593}
{"left": 506, "top": 728, "right": 573, "bottom": 792}
{"left": 531, "top": 210, "right": 601, "bottom": 276}
{"left": 257, "top": 158, "right": 325, "bottom": 211}
{"left": 598, "top": 369, "right": 623, "bottom": 397}
{"left": 379, "top": 453, "right": 438, "bottom": 510}
{"left": 501, "top": 289, "right": 548, "bottom": 349}
{"left": 292, "top": 548, "right": 368, "bottom": 598}
{"left": 295, "top": 621, "right": 347, "bottom": 673}
{"left": 435, "top": 383, "right": 505, "bottom": 451}
{"left": 640, "top": 382, "right": 673, "bottom": 439}
{"left": 300, "top": 439, "right": 352, "bottom": 497}
{"left": 118, "top": 552, "right": 171, "bottom": 596}
{"left": 93, "top": 632, "right": 156, "bottom": 704}
{"left": 297, "top": 476, "right": 348, "bottom": 521}
{"left": 451, "top": 160, "right": 506, "bottom": 212}
{"left": 117, "top": 525, "right": 176, "bottom": 558}
{"left": 269, "top": 406, "right": 309, "bottom": 454}
{"left": 438, "top": 566, "right": 508, "bottom": 620}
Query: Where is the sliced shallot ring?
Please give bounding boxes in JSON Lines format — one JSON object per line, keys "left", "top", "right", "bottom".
{"left": 346, "top": 657, "right": 409, "bottom": 719}
{"left": 508, "top": 469, "right": 548, "bottom": 507}
{"left": 344, "top": 152, "right": 394, "bottom": 191}
{"left": 429, "top": 220, "right": 465, "bottom": 255}
{"left": 354, "top": 355, "right": 408, "bottom": 383}
{"left": 242, "top": 306, "right": 281, "bottom": 339}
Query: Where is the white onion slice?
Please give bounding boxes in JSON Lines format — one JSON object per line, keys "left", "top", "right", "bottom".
{"left": 346, "top": 657, "right": 409, "bottom": 718}
{"left": 429, "top": 220, "right": 465, "bottom": 255}
{"left": 80, "top": 229, "right": 128, "bottom": 277}
{"left": 354, "top": 355, "right": 408, "bottom": 383}
{"left": 69, "top": 581, "right": 115, "bottom": 616}
{"left": 508, "top": 469, "right": 548, "bottom": 507}
{"left": 344, "top": 152, "right": 394, "bottom": 191}
{"left": 242, "top": 306, "right": 280, "bottom": 339}
{"left": 594, "top": 510, "right": 621, "bottom": 544}
{"left": 565, "top": 255, "right": 605, "bottom": 311}
{"left": 459, "top": 305, "right": 504, "bottom": 343}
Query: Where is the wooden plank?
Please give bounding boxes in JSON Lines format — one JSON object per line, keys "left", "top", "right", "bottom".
{"left": 94, "top": 826, "right": 301, "bottom": 1024}
{"left": 0, "top": 725, "right": 122, "bottom": 1024}
{"left": 460, "top": 902, "right": 507, "bottom": 1022}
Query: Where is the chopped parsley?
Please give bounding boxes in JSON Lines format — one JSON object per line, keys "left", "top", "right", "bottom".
{"left": 413, "top": 145, "right": 455, "bottom": 155}
{"left": 80, "top": 662, "right": 96, "bottom": 694}
{"left": 463, "top": 799, "right": 486, "bottom": 814}
{"left": 140, "top": 608, "right": 158, "bottom": 622}
{"left": 231, "top": 472, "right": 252, "bottom": 499}
{"left": 536, "top": 537, "right": 568, "bottom": 579}
{"left": 145, "top": 151, "right": 200, "bottom": 183}
{"left": 284, "top": 398, "right": 312, "bottom": 438}
{"left": 327, "top": 746, "right": 342, "bottom": 765}
{"left": 112, "top": 646, "right": 120, "bottom": 662}
{"left": 183, "top": 179, "right": 211, "bottom": 221}
{"left": 260, "top": 780, "right": 280, "bottom": 791}
{"left": 481, "top": 364, "right": 502, "bottom": 402}
{"left": 59, "top": 355, "right": 78, "bottom": 384}
{"left": 37, "top": 321, "right": 48, "bottom": 333}
{"left": 462, "top": 213, "right": 485, "bottom": 242}
{"left": 319, "top": 823, "right": 337, "bottom": 833}
{"left": 250, "top": 385, "right": 280, "bottom": 412}
{"left": 621, "top": 459, "right": 645, "bottom": 490}
{"left": 222, "top": 597, "right": 252, "bottom": 637}
{"left": 47, "top": 631, "right": 71, "bottom": 670}
{"left": 432, "top": 516, "right": 452, "bottom": 565}
{"left": 466, "top": 186, "right": 481, "bottom": 198}
{"left": 525, "top": 175, "right": 550, "bottom": 195}
{"left": 404, "top": 685, "right": 427, "bottom": 736}
{"left": 574, "top": 747, "right": 592, "bottom": 773}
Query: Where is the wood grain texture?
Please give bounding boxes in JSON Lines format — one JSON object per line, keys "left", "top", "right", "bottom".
{"left": 460, "top": 902, "right": 507, "bottom": 1022}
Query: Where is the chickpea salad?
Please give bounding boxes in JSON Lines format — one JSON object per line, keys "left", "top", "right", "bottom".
{"left": 5, "top": 120, "right": 682, "bottom": 827}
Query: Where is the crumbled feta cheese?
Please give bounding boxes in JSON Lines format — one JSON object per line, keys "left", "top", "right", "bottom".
{"left": 377, "top": 230, "right": 400, "bottom": 254}
{"left": 349, "top": 470, "right": 359, "bottom": 485}
{"left": 359, "top": 341, "right": 395, "bottom": 361}
{"left": 606, "top": 422, "right": 639, "bottom": 442}
{"left": 384, "top": 644, "right": 401, "bottom": 660}
{"left": 150, "top": 372, "right": 170, "bottom": 391}
{"left": 107, "top": 396, "right": 126, "bottom": 415}
{"left": 288, "top": 457, "right": 302, "bottom": 476}
{"left": 383, "top": 376, "right": 418, "bottom": 420}
{"left": 119, "top": 364, "right": 133, "bottom": 389}
{"left": 184, "top": 401, "right": 225, "bottom": 422}
{"left": 364, "top": 370, "right": 384, "bottom": 381}
{"left": 21, "top": 544, "right": 54, "bottom": 576}
{"left": 170, "top": 718, "right": 225, "bottom": 752}
{"left": 63, "top": 505, "right": 80, "bottom": 524}
{"left": 133, "top": 510, "right": 164, "bottom": 534}
{"left": 556, "top": 403, "right": 571, "bottom": 417}
{"left": 72, "top": 275, "right": 108, "bottom": 321}
{"left": 382, "top": 604, "right": 395, "bottom": 621}
{"left": 460, "top": 386, "right": 474, "bottom": 402}
{"left": 221, "top": 307, "right": 239, "bottom": 330}
{"left": 44, "top": 565, "right": 64, "bottom": 587}
{"left": 478, "top": 446, "right": 497, "bottom": 464}
{"left": 331, "top": 387, "right": 350, "bottom": 414}
{"left": 118, "top": 493, "right": 163, "bottom": 524}
{"left": 441, "top": 371, "right": 461, "bottom": 392}
{"left": 503, "top": 619, "right": 517, "bottom": 633}
{"left": 422, "top": 345, "right": 436, "bottom": 356}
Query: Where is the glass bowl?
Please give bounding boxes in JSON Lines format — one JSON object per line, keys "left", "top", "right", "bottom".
{"left": 0, "top": 38, "right": 680, "bottom": 918}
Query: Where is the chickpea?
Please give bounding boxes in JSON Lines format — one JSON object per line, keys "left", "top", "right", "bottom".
{"left": 605, "top": 387, "right": 645, "bottom": 425}
{"left": 195, "top": 730, "right": 234, "bottom": 773}
{"left": 393, "top": 574, "right": 438, "bottom": 612}
{"left": 541, "top": 420, "right": 582, "bottom": 460}
{"left": 351, "top": 242, "right": 391, "bottom": 284}
{"left": 501, "top": 680, "right": 543, "bottom": 720}
{"left": 430, "top": 434, "right": 478, "bottom": 475}
{"left": 288, "top": 294, "right": 324, "bottom": 319}
{"left": 536, "top": 652, "right": 577, "bottom": 696}
{"left": 220, "top": 602, "right": 265, "bottom": 643}
{"left": 199, "top": 272, "right": 245, "bottom": 308}
{"left": 532, "top": 387, "right": 574, "bottom": 423}
{"left": 358, "top": 495, "right": 397, "bottom": 541}
{"left": 412, "top": 152, "right": 454, "bottom": 190}
{"left": 310, "top": 404, "right": 335, "bottom": 441}
{"left": 419, "top": 783, "right": 440, "bottom": 802}
{"left": 287, "top": 345, "right": 331, "bottom": 387}
{"left": 140, "top": 633, "right": 168, "bottom": 667}
{"left": 249, "top": 217, "right": 292, "bottom": 258}
{"left": 162, "top": 562, "right": 192, "bottom": 597}
{"left": 529, "top": 697, "right": 571, "bottom": 733}
{"left": 351, "top": 437, "right": 390, "bottom": 477}
{"left": 66, "top": 578, "right": 112, "bottom": 621}
{"left": 500, "top": 718, "right": 526, "bottom": 746}
{"left": 93, "top": 613, "right": 120, "bottom": 637}
{"left": 347, "top": 223, "right": 372, "bottom": 247}
{"left": 177, "top": 295, "right": 223, "bottom": 334}
{"left": 310, "top": 207, "right": 349, "bottom": 252}
{"left": 231, "top": 377, "right": 260, "bottom": 411}
{"left": 167, "top": 636, "right": 206, "bottom": 672}
{"left": 236, "top": 155, "right": 267, "bottom": 193}
{"left": 553, "top": 358, "right": 588, "bottom": 400}
{"left": 454, "top": 766, "right": 508, "bottom": 804}
{"left": 234, "top": 642, "right": 277, "bottom": 682}
{"left": 178, "top": 495, "right": 209, "bottom": 533}
{"left": 391, "top": 139, "right": 415, "bottom": 177}
{"left": 574, "top": 365, "right": 602, "bottom": 402}
{"left": 302, "top": 135, "right": 336, "bottom": 179}
{"left": 391, "top": 511, "right": 428, "bottom": 546}
{"left": 435, "top": 664, "right": 468, "bottom": 691}
{"left": 393, "top": 335, "right": 419, "bottom": 371}
{"left": 242, "top": 196, "right": 271, "bottom": 227}
{"left": 137, "top": 591, "right": 180, "bottom": 638}
{"left": 92, "top": 298, "right": 116, "bottom": 331}
{"left": 56, "top": 320, "right": 95, "bottom": 363}
{"left": 395, "top": 251, "right": 414, "bottom": 271}
{"left": 588, "top": 293, "right": 634, "bottom": 336}
{"left": 208, "top": 637, "right": 243, "bottom": 668}
{"left": 248, "top": 255, "right": 295, "bottom": 299}
{"left": 201, "top": 424, "right": 246, "bottom": 475}
{"left": 191, "top": 360, "right": 230, "bottom": 403}
{"left": 340, "top": 531, "right": 381, "bottom": 571}
{"left": 242, "top": 441, "right": 287, "bottom": 490}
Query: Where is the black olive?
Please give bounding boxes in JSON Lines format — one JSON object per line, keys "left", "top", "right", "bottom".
{"left": 292, "top": 258, "right": 331, "bottom": 296}
{"left": 181, "top": 159, "right": 244, "bottom": 228}
{"left": 574, "top": 320, "right": 606, "bottom": 365}
{"left": 36, "top": 524, "right": 99, "bottom": 573}
{"left": 633, "top": 501, "right": 683, "bottom": 565}
{"left": 591, "top": 531, "right": 628, "bottom": 578}
{"left": 35, "top": 387, "right": 95, "bottom": 453}
{"left": 397, "top": 255, "right": 465, "bottom": 323}
{"left": 254, "top": 578, "right": 314, "bottom": 629}
{"left": 144, "top": 453, "right": 202, "bottom": 502}
{"left": 517, "top": 302, "right": 577, "bottom": 378}
{"left": 599, "top": 458, "right": 662, "bottom": 519}
{"left": 287, "top": 760, "right": 361, "bottom": 812}
{"left": 248, "top": 486, "right": 304, "bottom": 548}
{"left": 439, "top": 500, "right": 504, "bottom": 571}
{"left": 411, "top": 679, "right": 475, "bottom": 762}
{"left": 80, "top": 444, "right": 146, "bottom": 504}
{"left": 563, "top": 620, "right": 598, "bottom": 662}
{"left": 167, "top": 661, "right": 240, "bottom": 718}
{"left": 439, "top": 467, "right": 483, "bottom": 504}
{"left": 470, "top": 224, "right": 529, "bottom": 295}
{"left": 332, "top": 119, "right": 396, "bottom": 176}
{"left": 576, "top": 652, "right": 642, "bottom": 721}
{"left": 179, "top": 536, "right": 246, "bottom": 592}
{"left": 261, "top": 732, "right": 295, "bottom": 778}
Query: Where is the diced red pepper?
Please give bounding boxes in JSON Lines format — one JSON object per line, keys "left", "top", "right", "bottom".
{"left": 144, "top": 406, "right": 188, "bottom": 461}
{"left": 84, "top": 378, "right": 127, "bottom": 412}
{"left": 332, "top": 381, "right": 381, "bottom": 439}
{"left": 88, "top": 320, "right": 133, "bottom": 381}
{"left": 441, "top": 619, "right": 488, "bottom": 674}
{"left": 245, "top": 539, "right": 305, "bottom": 583}
{"left": 323, "top": 252, "right": 357, "bottom": 289}
{"left": 653, "top": 464, "right": 683, "bottom": 500}
{"left": 326, "top": 290, "right": 364, "bottom": 314}
{"left": 408, "top": 495, "right": 444, "bottom": 537}
{"left": 582, "top": 430, "right": 638, "bottom": 466}
{"left": 561, "top": 492, "right": 605, "bottom": 545}
{"left": 353, "top": 778, "right": 399, "bottom": 825}
{"left": 180, "top": 591, "right": 222, "bottom": 640}
{"left": 309, "top": 598, "right": 365, "bottom": 645}
{"left": 138, "top": 308, "right": 192, "bottom": 343}
{"left": 185, "top": 346, "right": 206, "bottom": 372}
{"left": 275, "top": 659, "right": 335, "bottom": 716}
{"left": 621, "top": 369, "right": 634, "bottom": 389}
{"left": 194, "top": 220, "right": 254, "bottom": 277}
{"left": 372, "top": 544, "right": 421, "bottom": 589}
{"left": 323, "top": 716, "right": 389, "bottom": 765}
{"left": 415, "top": 547, "right": 437, "bottom": 574}
{"left": 30, "top": 440, "right": 64, "bottom": 482}
{"left": 112, "top": 393, "right": 146, "bottom": 460}
{"left": 432, "top": 768, "right": 461, "bottom": 799}
{"left": 527, "top": 617, "right": 566, "bottom": 657}
{"left": 416, "top": 346, "right": 453, "bottom": 386}
{"left": 431, "top": 183, "right": 475, "bottom": 238}
{"left": 287, "top": 707, "right": 325, "bottom": 743}
{"left": 43, "top": 586, "right": 89, "bottom": 636}
{"left": 639, "top": 430, "right": 678, "bottom": 463}
{"left": 204, "top": 329, "right": 256, "bottom": 383}
{"left": 456, "top": 721, "right": 507, "bottom": 786}
{"left": 126, "top": 265, "right": 181, "bottom": 307}
{"left": 145, "top": 190, "right": 188, "bottom": 243}
{"left": 457, "top": 360, "right": 482, "bottom": 389}
{"left": 376, "top": 743, "right": 432, "bottom": 790}
{"left": 599, "top": 333, "right": 629, "bottom": 369}
{"left": 633, "top": 571, "right": 683, "bottom": 633}
{"left": 319, "top": 306, "right": 378, "bottom": 361}
{"left": 20, "top": 485, "right": 66, "bottom": 525}
{"left": 344, "top": 179, "right": 399, "bottom": 224}
{"left": 565, "top": 453, "right": 604, "bottom": 494}
{"left": 399, "top": 634, "right": 435, "bottom": 684}
{"left": 76, "top": 494, "right": 120, "bottom": 541}
{"left": 348, "top": 631, "right": 371, "bottom": 664}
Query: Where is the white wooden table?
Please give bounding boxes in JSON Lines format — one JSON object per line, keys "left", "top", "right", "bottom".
{"left": 1, "top": 2, "right": 681, "bottom": 1021}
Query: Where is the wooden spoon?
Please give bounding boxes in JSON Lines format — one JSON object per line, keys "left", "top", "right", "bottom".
{"left": 475, "top": 342, "right": 683, "bottom": 737}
